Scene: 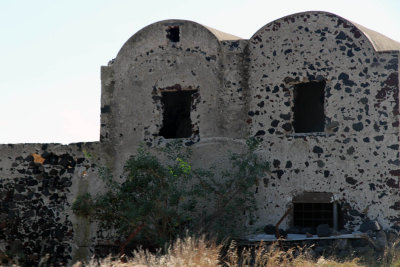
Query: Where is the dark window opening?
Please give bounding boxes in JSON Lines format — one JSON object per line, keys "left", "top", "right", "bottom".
{"left": 293, "top": 202, "right": 334, "bottom": 228}
{"left": 159, "top": 90, "right": 196, "bottom": 139}
{"left": 166, "top": 26, "right": 180, "bottom": 42}
{"left": 293, "top": 80, "right": 325, "bottom": 133}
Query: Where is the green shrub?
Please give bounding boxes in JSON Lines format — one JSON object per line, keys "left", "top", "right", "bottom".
{"left": 72, "top": 138, "right": 269, "bottom": 253}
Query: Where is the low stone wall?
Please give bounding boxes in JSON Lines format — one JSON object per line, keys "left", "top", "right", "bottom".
{"left": 0, "top": 142, "right": 99, "bottom": 265}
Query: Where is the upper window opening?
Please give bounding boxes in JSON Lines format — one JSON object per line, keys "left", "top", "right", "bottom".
{"left": 293, "top": 80, "right": 325, "bottom": 133}
{"left": 159, "top": 90, "right": 196, "bottom": 139}
{"left": 166, "top": 26, "right": 180, "bottom": 42}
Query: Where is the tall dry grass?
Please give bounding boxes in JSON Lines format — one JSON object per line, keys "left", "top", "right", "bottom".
{"left": 73, "top": 235, "right": 362, "bottom": 267}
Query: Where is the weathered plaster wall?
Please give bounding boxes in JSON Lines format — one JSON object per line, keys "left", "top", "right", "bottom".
{"left": 101, "top": 20, "right": 227, "bottom": 177}
{"left": 100, "top": 12, "right": 400, "bottom": 233}
{"left": 219, "top": 39, "right": 250, "bottom": 138}
{"left": 247, "top": 12, "right": 400, "bottom": 230}
{"left": 0, "top": 142, "right": 100, "bottom": 265}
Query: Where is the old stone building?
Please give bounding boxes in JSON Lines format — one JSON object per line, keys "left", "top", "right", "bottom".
{"left": 1, "top": 11, "right": 400, "bottom": 264}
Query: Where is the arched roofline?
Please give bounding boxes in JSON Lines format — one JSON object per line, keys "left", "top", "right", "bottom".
{"left": 350, "top": 21, "right": 400, "bottom": 52}
{"left": 250, "top": 11, "right": 400, "bottom": 52}
{"left": 115, "top": 19, "right": 241, "bottom": 60}
{"left": 204, "top": 25, "right": 242, "bottom": 41}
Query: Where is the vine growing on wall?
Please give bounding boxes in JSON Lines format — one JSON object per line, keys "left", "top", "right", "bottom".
{"left": 72, "top": 138, "right": 269, "bottom": 255}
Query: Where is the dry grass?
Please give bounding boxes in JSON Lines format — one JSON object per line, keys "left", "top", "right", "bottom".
{"left": 73, "top": 235, "right": 221, "bottom": 267}
{"left": 224, "top": 240, "right": 360, "bottom": 267}
{"left": 73, "top": 236, "right": 362, "bottom": 267}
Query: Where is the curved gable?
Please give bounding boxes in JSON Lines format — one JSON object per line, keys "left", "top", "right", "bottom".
{"left": 115, "top": 19, "right": 228, "bottom": 65}
{"left": 250, "top": 11, "right": 399, "bottom": 53}
{"left": 106, "top": 20, "right": 233, "bottom": 158}
{"left": 352, "top": 22, "right": 400, "bottom": 52}
{"left": 247, "top": 10, "right": 399, "bottom": 143}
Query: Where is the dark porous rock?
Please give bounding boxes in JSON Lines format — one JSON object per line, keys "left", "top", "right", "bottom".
{"left": 351, "top": 237, "right": 371, "bottom": 247}
{"left": 353, "top": 246, "right": 375, "bottom": 257}
{"left": 387, "top": 230, "right": 398, "bottom": 243}
{"left": 313, "top": 246, "right": 326, "bottom": 255}
{"left": 318, "top": 239, "right": 333, "bottom": 247}
{"left": 349, "top": 208, "right": 362, "bottom": 217}
{"left": 301, "top": 227, "right": 316, "bottom": 235}
{"left": 337, "top": 250, "right": 350, "bottom": 259}
{"left": 25, "top": 155, "right": 34, "bottom": 162}
{"left": 312, "top": 146, "right": 323, "bottom": 154}
{"left": 9, "top": 239, "right": 23, "bottom": 254}
{"left": 352, "top": 122, "right": 364, "bottom": 132}
{"left": 359, "top": 220, "right": 382, "bottom": 233}
{"left": 339, "top": 229, "right": 353, "bottom": 235}
{"left": 55, "top": 228, "right": 65, "bottom": 241}
{"left": 58, "top": 158, "right": 70, "bottom": 168}
{"left": 375, "top": 230, "right": 388, "bottom": 251}
{"left": 331, "top": 229, "right": 340, "bottom": 236}
{"left": 263, "top": 224, "right": 287, "bottom": 238}
{"left": 366, "top": 230, "right": 376, "bottom": 238}
{"left": 13, "top": 194, "right": 26, "bottom": 201}
{"left": 278, "top": 229, "right": 288, "bottom": 239}
{"left": 326, "top": 121, "right": 339, "bottom": 130}
{"left": 41, "top": 151, "right": 51, "bottom": 158}
{"left": 345, "top": 177, "right": 358, "bottom": 185}
{"left": 334, "top": 239, "right": 348, "bottom": 251}
{"left": 287, "top": 226, "right": 301, "bottom": 234}
{"left": 317, "top": 224, "right": 332, "bottom": 237}
{"left": 263, "top": 224, "right": 275, "bottom": 235}
{"left": 307, "top": 249, "right": 317, "bottom": 259}
{"left": 281, "top": 123, "right": 292, "bottom": 131}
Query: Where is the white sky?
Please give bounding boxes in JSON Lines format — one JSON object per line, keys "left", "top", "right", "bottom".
{"left": 1, "top": 0, "right": 399, "bottom": 144}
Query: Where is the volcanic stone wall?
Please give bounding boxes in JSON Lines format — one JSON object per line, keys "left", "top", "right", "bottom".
{"left": 100, "top": 12, "right": 400, "bottom": 232}
{"left": 0, "top": 142, "right": 99, "bottom": 265}
{"left": 1, "top": 10, "right": 399, "bottom": 266}
{"left": 247, "top": 12, "right": 400, "bottom": 230}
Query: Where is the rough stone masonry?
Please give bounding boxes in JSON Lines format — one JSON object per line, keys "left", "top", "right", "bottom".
{"left": 1, "top": 11, "right": 400, "bottom": 265}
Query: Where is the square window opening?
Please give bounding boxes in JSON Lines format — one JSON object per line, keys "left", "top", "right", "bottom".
{"left": 159, "top": 90, "right": 196, "bottom": 139}
{"left": 292, "top": 202, "right": 343, "bottom": 231}
{"left": 293, "top": 80, "right": 325, "bottom": 133}
{"left": 293, "top": 202, "right": 334, "bottom": 228}
{"left": 166, "top": 26, "right": 180, "bottom": 42}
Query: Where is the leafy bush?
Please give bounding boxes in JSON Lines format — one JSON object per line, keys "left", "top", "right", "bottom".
{"left": 72, "top": 138, "right": 269, "bottom": 253}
